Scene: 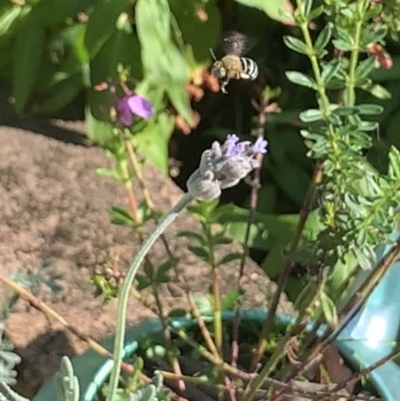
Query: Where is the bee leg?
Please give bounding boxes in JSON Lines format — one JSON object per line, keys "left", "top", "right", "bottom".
{"left": 221, "top": 79, "right": 229, "bottom": 94}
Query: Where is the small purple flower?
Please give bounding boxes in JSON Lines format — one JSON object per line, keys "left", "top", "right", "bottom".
{"left": 252, "top": 137, "right": 268, "bottom": 154}
{"left": 223, "top": 133, "right": 241, "bottom": 156}
{"left": 116, "top": 94, "right": 154, "bottom": 126}
{"left": 187, "top": 134, "right": 269, "bottom": 201}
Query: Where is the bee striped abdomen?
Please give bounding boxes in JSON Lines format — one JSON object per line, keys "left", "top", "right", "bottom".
{"left": 240, "top": 57, "right": 258, "bottom": 80}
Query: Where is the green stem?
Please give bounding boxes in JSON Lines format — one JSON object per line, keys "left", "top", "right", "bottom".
{"left": 345, "top": 1, "right": 365, "bottom": 106}
{"left": 295, "top": 0, "right": 340, "bottom": 163}
{"left": 106, "top": 193, "right": 194, "bottom": 401}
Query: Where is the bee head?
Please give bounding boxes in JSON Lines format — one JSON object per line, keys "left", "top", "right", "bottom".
{"left": 211, "top": 61, "right": 227, "bottom": 79}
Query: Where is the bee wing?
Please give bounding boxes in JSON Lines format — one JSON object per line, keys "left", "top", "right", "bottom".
{"left": 222, "top": 31, "right": 256, "bottom": 56}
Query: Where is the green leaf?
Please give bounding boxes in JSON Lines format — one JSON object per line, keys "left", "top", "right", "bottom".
{"left": 320, "top": 292, "right": 338, "bottom": 328}
{"left": 221, "top": 290, "right": 243, "bottom": 310}
{"left": 334, "top": 27, "right": 353, "bottom": 50}
{"left": 216, "top": 252, "right": 244, "bottom": 267}
{"left": 321, "top": 59, "right": 341, "bottom": 83}
{"left": 188, "top": 246, "right": 210, "bottom": 264}
{"left": 299, "top": 109, "right": 323, "bottom": 122}
{"left": 12, "top": 26, "right": 45, "bottom": 114}
{"left": 131, "top": 112, "right": 174, "bottom": 174}
{"left": 314, "top": 24, "right": 332, "bottom": 52}
{"left": 356, "top": 57, "right": 377, "bottom": 81}
{"left": 84, "top": 0, "right": 130, "bottom": 59}
{"left": 285, "top": 71, "right": 316, "bottom": 89}
{"left": 332, "top": 39, "right": 352, "bottom": 51}
{"left": 365, "top": 4, "right": 382, "bottom": 20}
{"left": 331, "top": 106, "right": 359, "bottom": 116}
{"left": 136, "top": 274, "right": 152, "bottom": 290}
{"left": 232, "top": 0, "right": 295, "bottom": 25}
{"left": 108, "top": 206, "right": 134, "bottom": 227}
{"left": 169, "top": 0, "right": 221, "bottom": 66}
{"left": 283, "top": 35, "right": 308, "bottom": 54}
{"left": 308, "top": 6, "right": 323, "bottom": 20}
{"left": 359, "top": 82, "right": 391, "bottom": 99}
{"left": 155, "top": 259, "right": 177, "bottom": 283}
{"left": 300, "top": 0, "right": 313, "bottom": 16}
{"left": 191, "top": 294, "right": 213, "bottom": 316}
{"left": 136, "top": 0, "right": 192, "bottom": 124}
{"left": 388, "top": 146, "right": 400, "bottom": 179}
{"left": 177, "top": 231, "right": 206, "bottom": 246}
{"left": 357, "top": 104, "right": 384, "bottom": 115}
{"left": 353, "top": 247, "right": 373, "bottom": 270}
{"left": 31, "top": 73, "right": 83, "bottom": 114}
{"left": 96, "top": 168, "right": 121, "bottom": 180}
{"left": 85, "top": 107, "right": 114, "bottom": 144}
{"left": 0, "top": 5, "right": 22, "bottom": 36}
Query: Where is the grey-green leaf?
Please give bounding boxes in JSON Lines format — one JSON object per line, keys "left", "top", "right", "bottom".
{"left": 285, "top": 71, "right": 316, "bottom": 89}
{"left": 314, "top": 24, "right": 332, "bottom": 52}
{"left": 299, "top": 109, "right": 323, "bottom": 122}
{"left": 321, "top": 59, "right": 341, "bottom": 82}
{"left": 283, "top": 36, "right": 308, "bottom": 54}
{"left": 320, "top": 292, "right": 338, "bottom": 328}
{"left": 357, "top": 104, "right": 384, "bottom": 115}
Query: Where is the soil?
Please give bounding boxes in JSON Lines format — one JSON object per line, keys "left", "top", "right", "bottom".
{"left": 0, "top": 88, "right": 291, "bottom": 398}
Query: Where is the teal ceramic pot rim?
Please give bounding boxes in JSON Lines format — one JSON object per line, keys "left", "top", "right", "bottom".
{"left": 84, "top": 310, "right": 293, "bottom": 401}
{"left": 32, "top": 309, "right": 393, "bottom": 401}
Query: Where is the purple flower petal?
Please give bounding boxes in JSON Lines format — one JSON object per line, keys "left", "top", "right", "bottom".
{"left": 127, "top": 95, "right": 154, "bottom": 119}
{"left": 252, "top": 137, "right": 268, "bottom": 154}
{"left": 224, "top": 133, "right": 241, "bottom": 156}
{"left": 116, "top": 97, "right": 134, "bottom": 126}
{"left": 226, "top": 133, "right": 240, "bottom": 144}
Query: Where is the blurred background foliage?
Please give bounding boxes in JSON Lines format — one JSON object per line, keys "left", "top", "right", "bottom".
{"left": 1, "top": 0, "right": 400, "bottom": 300}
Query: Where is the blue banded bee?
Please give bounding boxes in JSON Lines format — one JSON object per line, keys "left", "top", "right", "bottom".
{"left": 210, "top": 31, "right": 259, "bottom": 94}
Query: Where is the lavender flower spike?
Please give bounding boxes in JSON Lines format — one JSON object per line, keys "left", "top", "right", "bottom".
{"left": 187, "top": 134, "right": 268, "bottom": 201}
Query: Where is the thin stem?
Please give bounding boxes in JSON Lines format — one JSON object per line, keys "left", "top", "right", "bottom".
{"left": 125, "top": 139, "right": 154, "bottom": 209}
{"left": 241, "top": 275, "right": 323, "bottom": 401}
{"left": 249, "top": 161, "right": 323, "bottom": 371}
{"left": 121, "top": 139, "right": 186, "bottom": 390}
{"left": 174, "top": 327, "right": 253, "bottom": 381}
{"left": 269, "top": 239, "right": 400, "bottom": 401}
{"left": 106, "top": 193, "right": 193, "bottom": 401}
{"left": 232, "top": 95, "right": 266, "bottom": 369}
{"left": 119, "top": 159, "right": 141, "bottom": 225}
{"left": 151, "top": 273, "right": 186, "bottom": 391}
{"left": 0, "top": 276, "right": 136, "bottom": 376}
{"left": 331, "top": 345, "right": 400, "bottom": 393}
{"left": 124, "top": 136, "right": 218, "bottom": 359}
{"left": 212, "top": 269, "right": 223, "bottom": 356}
{"left": 345, "top": 0, "right": 365, "bottom": 106}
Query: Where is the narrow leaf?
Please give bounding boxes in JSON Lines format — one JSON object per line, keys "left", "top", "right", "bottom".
{"left": 108, "top": 206, "right": 134, "bottom": 227}
{"left": 314, "top": 24, "right": 332, "bottom": 52}
{"left": 177, "top": 231, "right": 206, "bottom": 246}
{"left": 321, "top": 59, "right": 341, "bottom": 82}
{"left": 299, "top": 109, "right": 323, "bottom": 122}
{"left": 320, "top": 292, "right": 338, "bottom": 328}
{"left": 217, "top": 252, "right": 244, "bottom": 267}
{"left": 356, "top": 57, "right": 377, "bottom": 81}
{"left": 283, "top": 35, "right": 308, "bottom": 54}
{"left": 285, "top": 71, "right": 316, "bottom": 89}
{"left": 188, "top": 245, "right": 210, "bottom": 264}
{"left": 232, "top": 0, "right": 295, "bottom": 25}
{"left": 12, "top": 26, "right": 45, "bottom": 114}
{"left": 357, "top": 104, "right": 384, "bottom": 115}
{"left": 360, "top": 82, "right": 391, "bottom": 99}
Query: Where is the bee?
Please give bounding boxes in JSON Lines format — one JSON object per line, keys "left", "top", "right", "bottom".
{"left": 210, "top": 31, "right": 259, "bottom": 94}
